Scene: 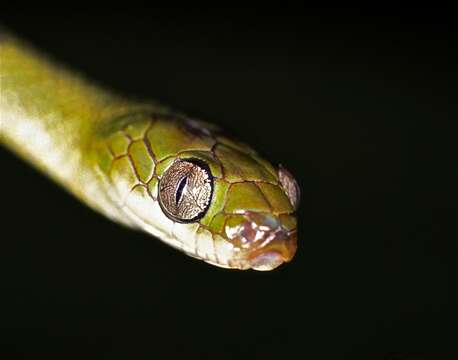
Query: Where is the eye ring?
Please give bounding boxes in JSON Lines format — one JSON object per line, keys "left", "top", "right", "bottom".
{"left": 158, "top": 158, "right": 214, "bottom": 223}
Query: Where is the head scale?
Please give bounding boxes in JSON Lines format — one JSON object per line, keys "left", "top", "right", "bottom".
{"left": 98, "top": 114, "right": 299, "bottom": 271}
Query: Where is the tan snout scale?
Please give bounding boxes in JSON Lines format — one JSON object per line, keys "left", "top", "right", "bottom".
{"left": 0, "top": 33, "right": 300, "bottom": 270}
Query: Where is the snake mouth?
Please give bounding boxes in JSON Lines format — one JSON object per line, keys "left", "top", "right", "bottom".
{"left": 246, "top": 230, "right": 297, "bottom": 271}
{"left": 223, "top": 211, "right": 297, "bottom": 271}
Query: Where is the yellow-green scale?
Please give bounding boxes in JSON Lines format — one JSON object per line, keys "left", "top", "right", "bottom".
{"left": 0, "top": 34, "right": 165, "bottom": 225}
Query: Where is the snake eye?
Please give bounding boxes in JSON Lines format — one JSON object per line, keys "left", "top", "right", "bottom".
{"left": 158, "top": 158, "right": 213, "bottom": 223}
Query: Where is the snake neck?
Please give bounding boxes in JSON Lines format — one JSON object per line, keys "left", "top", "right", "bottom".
{"left": 0, "top": 33, "right": 167, "bottom": 226}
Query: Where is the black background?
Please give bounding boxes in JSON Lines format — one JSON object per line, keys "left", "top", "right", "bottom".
{"left": 0, "top": 8, "right": 455, "bottom": 360}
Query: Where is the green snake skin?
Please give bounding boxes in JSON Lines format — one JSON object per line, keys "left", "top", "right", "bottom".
{"left": 0, "top": 32, "right": 299, "bottom": 270}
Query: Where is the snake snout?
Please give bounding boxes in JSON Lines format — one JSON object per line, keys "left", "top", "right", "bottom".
{"left": 224, "top": 212, "right": 297, "bottom": 270}
{"left": 247, "top": 228, "right": 297, "bottom": 271}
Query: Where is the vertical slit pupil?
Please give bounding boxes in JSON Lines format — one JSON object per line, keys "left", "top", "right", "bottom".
{"left": 175, "top": 176, "right": 188, "bottom": 206}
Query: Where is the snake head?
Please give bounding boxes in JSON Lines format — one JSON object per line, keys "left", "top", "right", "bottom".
{"left": 97, "top": 115, "right": 299, "bottom": 271}
{"left": 165, "top": 122, "right": 300, "bottom": 271}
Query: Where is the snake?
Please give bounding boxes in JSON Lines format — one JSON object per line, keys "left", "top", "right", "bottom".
{"left": 0, "top": 32, "right": 300, "bottom": 271}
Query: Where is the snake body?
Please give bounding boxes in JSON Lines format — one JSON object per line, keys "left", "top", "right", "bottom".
{"left": 0, "top": 33, "right": 299, "bottom": 270}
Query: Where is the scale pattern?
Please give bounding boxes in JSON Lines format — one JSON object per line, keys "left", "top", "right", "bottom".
{"left": 94, "top": 114, "right": 297, "bottom": 267}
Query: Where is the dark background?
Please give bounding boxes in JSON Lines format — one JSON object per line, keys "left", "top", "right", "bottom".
{"left": 0, "top": 8, "right": 455, "bottom": 359}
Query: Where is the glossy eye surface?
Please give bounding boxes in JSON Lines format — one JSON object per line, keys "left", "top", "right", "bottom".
{"left": 158, "top": 158, "right": 213, "bottom": 222}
